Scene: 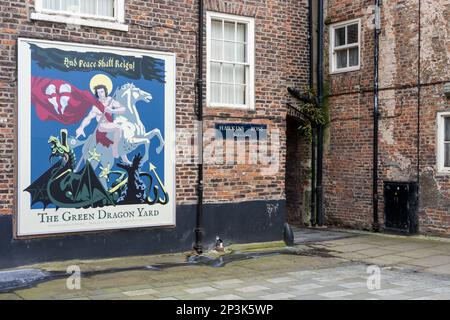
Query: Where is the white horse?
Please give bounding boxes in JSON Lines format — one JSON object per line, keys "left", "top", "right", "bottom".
{"left": 70, "top": 83, "right": 164, "bottom": 187}
{"left": 114, "top": 83, "right": 165, "bottom": 164}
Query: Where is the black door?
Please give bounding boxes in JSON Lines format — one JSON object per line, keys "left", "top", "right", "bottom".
{"left": 384, "top": 181, "right": 418, "bottom": 234}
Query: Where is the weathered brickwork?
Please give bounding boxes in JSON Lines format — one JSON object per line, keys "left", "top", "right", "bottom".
{"left": 324, "top": 0, "right": 450, "bottom": 236}
{"left": 0, "top": 1, "right": 309, "bottom": 216}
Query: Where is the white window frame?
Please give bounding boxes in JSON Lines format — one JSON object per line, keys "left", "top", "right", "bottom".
{"left": 436, "top": 112, "right": 450, "bottom": 174}
{"left": 329, "top": 18, "right": 361, "bottom": 74}
{"left": 206, "top": 11, "right": 255, "bottom": 110}
{"left": 31, "top": 0, "right": 128, "bottom": 31}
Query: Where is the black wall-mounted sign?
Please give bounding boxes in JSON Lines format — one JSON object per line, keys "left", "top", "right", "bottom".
{"left": 215, "top": 123, "right": 267, "bottom": 140}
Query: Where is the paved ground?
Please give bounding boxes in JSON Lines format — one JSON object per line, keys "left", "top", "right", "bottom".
{"left": 1, "top": 228, "right": 450, "bottom": 300}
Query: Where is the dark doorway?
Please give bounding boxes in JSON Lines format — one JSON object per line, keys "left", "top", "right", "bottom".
{"left": 384, "top": 181, "right": 418, "bottom": 234}
{"left": 285, "top": 116, "right": 311, "bottom": 226}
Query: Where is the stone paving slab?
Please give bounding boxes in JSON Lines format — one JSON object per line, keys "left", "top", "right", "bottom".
{"left": 90, "top": 292, "right": 126, "bottom": 300}
{"left": 397, "top": 248, "right": 444, "bottom": 258}
{"left": 329, "top": 243, "right": 377, "bottom": 253}
{"left": 408, "top": 255, "right": 450, "bottom": 268}
{"left": 184, "top": 286, "right": 217, "bottom": 294}
{"left": 266, "top": 277, "right": 295, "bottom": 284}
{"left": 235, "top": 285, "right": 270, "bottom": 293}
{"left": 364, "top": 255, "right": 414, "bottom": 266}
{"left": 424, "top": 264, "right": 450, "bottom": 275}
{"left": 206, "top": 294, "right": 243, "bottom": 300}
{"left": 259, "top": 292, "right": 296, "bottom": 300}
{"left": 355, "top": 248, "right": 399, "bottom": 257}
{"left": 0, "top": 293, "right": 22, "bottom": 300}
{"left": 123, "top": 288, "right": 159, "bottom": 297}
{"left": 318, "top": 290, "right": 354, "bottom": 299}
{"left": 293, "top": 228, "right": 355, "bottom": 244}
{"left": 290, "top": 283, "right": 323, "bottom": 291}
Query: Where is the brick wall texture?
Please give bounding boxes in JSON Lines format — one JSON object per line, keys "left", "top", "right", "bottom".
{"left": 0, "top": 1, "right": 309, "bottom": 217}
{"left": 324, "top": 0, "right": 450, "bottom": 236}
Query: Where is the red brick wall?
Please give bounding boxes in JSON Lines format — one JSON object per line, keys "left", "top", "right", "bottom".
{"left": 0, "top": 1, "right": 309, "bottom": 216}
{"left": 202, "top": 0, "right": 309, "bottom": 204}
{"left": 324, "top": 0, "right": 450, "bottom": 236}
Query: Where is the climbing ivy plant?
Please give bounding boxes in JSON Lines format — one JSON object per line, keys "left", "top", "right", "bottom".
{"left": 294, "top": 87, "right": 327, "bottom": 141}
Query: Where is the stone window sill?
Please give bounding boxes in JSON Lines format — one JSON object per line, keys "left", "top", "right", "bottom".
{"left": 30, "top": 12, "right": 129, "bottom": 32}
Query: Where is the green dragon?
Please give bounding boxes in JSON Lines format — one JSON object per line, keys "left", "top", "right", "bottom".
{"left": 26, "top": 129, "right": 114, "bottom": 209}
{"left": 25, "top": 129, "right": 168, "bottom": 209}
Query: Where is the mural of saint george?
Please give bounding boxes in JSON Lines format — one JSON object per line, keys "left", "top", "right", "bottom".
{"left": 16, "top": 38, "right": 176, "bottom": 236}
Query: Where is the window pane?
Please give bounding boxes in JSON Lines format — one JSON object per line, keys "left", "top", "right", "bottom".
{"left": 445, "top": 118, "right": 450, "bottom": 141}
{"left": 235, "top": 85, "right": 245, "bottom": 105}
{"left": 98, "top": 0, "right": 114, "bottom": 17}
{"left": 335, "top": 27, "right": 346, "bottom": 47}
{"left": 222, "top": 63, "right": 234, "bottom": 83}
{"left": 61, "top": 0, "right": 79, "bottom": 13}
{"left": 211, "top": 83, "right": 221, "bottom": 103}
{"left": 237, "top": 23, "right": 246, "bottom": 42}
{"left": 336, "top": 50, "right": 347, "bottom": 69}
{"left": 211, "top": 40, "right": 222, "bottom": 60}
{"left": 347, "top": 24, "right": 359, "bottom": 44}
{"left": 208, "top": 16, "right": 253, "bottom": 107}
{"left": 235, "top": 64, "right": 245, "bottom": 84}
{"left": 43, "top": 0, "right": 60, "bottom": 10}
{"left": 211, "top": 62, "right": 221, "bottom": 82}
{"left": 236, "top": 43, "right": 246, "bottom": 63}
{"left": 224, "top": 22, "right": 235, "bottom": 41}
{"left": 349, "top": 47, "right": 359, "bottom": 67}
{"left": 445, "top": 144, "right": 450, "bottom": 167}
{"left": 224, "top": 41, "right": 235, "bottom": 61}
{"left": 222, "top": 84, "right": 234, "bottom": 104}
{"left": 211, "top": 20, "right": 222, "bottom": 39}
{"left": 80, "top": 0, "right": 96, "bottom": 15}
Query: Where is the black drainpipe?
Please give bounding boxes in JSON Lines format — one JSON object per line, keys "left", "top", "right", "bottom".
{"left": 308, "top": 0, "right": 316, "bottom": 226}
{"left": 416, "top": 0, "right": 421, "bottom": 211}
{"left": 194, "top": 0, "right": 204, "bottom": 254}
{"left": 316, "top": 0, "right": 324, "bottom": 226}
{"left": 308, "top": 0, "right": 313, "bottom": 87}
{"left": 413, "top": 0, "right": 421, "bottom": 234}
{"left": 372, "top": 0, "right": 381, "bottom": 231}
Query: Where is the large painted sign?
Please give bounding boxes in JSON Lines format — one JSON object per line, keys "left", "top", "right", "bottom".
{"left": 17, "top": 38, "right": 176, "bottom": 236}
